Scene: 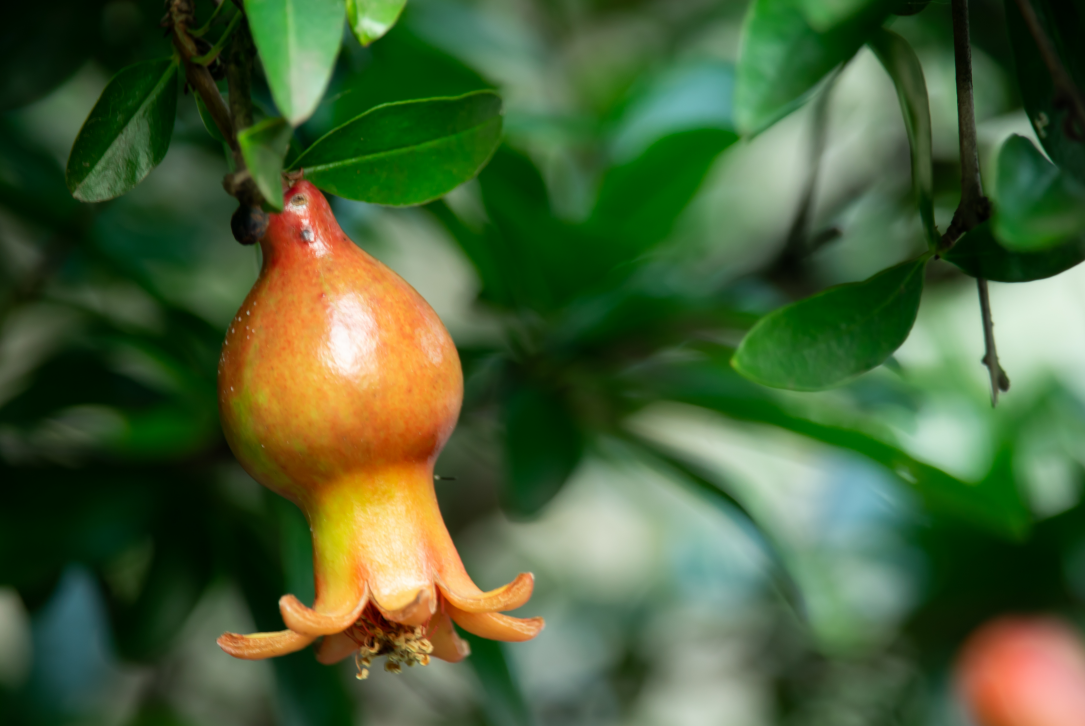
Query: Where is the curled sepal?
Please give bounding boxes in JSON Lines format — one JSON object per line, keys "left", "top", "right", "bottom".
{"left": 448, "top": 604, "right": 545, "bottom": 642}
{"left": 428, "top": 611, "right": 472, "bottom": 663}
{"left": 279, "top": 586, "right": 370, "bottom": 636}
{"left": 217, "top": 629, "right": 316, "bottom": 660}
{"left": 315, "top": 632, "right": 361, "bottom": 665}
{"left": 378, "top": 586, "right": 438, "bottom": 626}
{"left": 439, "top": 572, "right": 535, "bottom": 613}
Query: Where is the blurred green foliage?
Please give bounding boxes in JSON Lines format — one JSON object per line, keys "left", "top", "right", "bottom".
{"left": 3, "top": 1, "right": 1085, "bottom": 725}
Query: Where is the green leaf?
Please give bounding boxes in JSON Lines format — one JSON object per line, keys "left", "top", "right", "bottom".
{"left": 195, "top": 94, "right": 226, "bottom": 143}
{"left": 0, "top": 0, "right": 102, "bottom": 112}
{"left": 796, "top": 0, "right": 875, "bottom": 30}
{"left": 608, "top": 61, "right": 735, "bottom": 160}
{"left": 502, "top": 383, "right": 584, "bottom": 518}
{"left": 636, "top": 354, "right": 1031, "bottom": 539}
{"left": 1004, "top": 0, "right": 1085, "bottom": 184}
{"left": 346, "top": 0, "right": 407, "bottom": 46}
{"left": 735, "top": 0, "right": 893, "bottom": 134}
{"left": 326, "top": 26, "right": 493, "bottom": 130}
{"left": 291, "top": 92, "right": 503, "bottom": 206}
{"left": 244, "top": 0, "right": 346, "bottom": 126}
{"left": 588, "top": 128, "right": 738, "bottom": 251}
{"left": 943, "top": 220, "right": 1085, "bottom": 282}
{"left": 426, "top": 200, "right": 518, "bottom": 308}
{"left": 65, "top": 59, "right": 179, "bottom": 202}
{"left": 0, "top": 120, "right": 81, "bottom": 228}
{"left": 869, "top": 28, "right": 937, "bottom": 248}
{"left": 733, "top": 259, "right": 927, "bottom": 390}
{"left": 629, "top": 437, "right": 806, "bottom": 620}
{"left": 239, "top": 118, "right": 293, "bottom": 211}
{"left": 461, "top": 632, "right": 534, "bottom": 726}
{"left": 993, "top": 134, "right": 1085, "bottom": 250}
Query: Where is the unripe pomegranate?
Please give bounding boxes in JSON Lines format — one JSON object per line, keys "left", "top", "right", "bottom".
{"left": 216, "top": 181, "right": 542, "bottom": 675}
{"left": 957, "top": 616, "right": 1085, "bottom": 726}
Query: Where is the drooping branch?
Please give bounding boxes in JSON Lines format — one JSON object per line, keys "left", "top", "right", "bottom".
{"left": 1012, "top": 0, "right": 1085, "bottom": 141}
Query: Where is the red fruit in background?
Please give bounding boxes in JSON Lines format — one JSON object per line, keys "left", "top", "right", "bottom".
{"left": 957, "top": 617, "right": 1085, "bottom": 726}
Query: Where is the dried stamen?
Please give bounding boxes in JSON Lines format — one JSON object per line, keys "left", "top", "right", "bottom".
{"left": 345, "top": 606, "right": 434, "bottom": 679}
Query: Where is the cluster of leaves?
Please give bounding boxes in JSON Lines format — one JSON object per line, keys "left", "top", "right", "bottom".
{"left": 66, "top": 0, "right": 500, "bottom": 212}
{"left": 729, "top": 0, "right": 1085, "bottom": 391}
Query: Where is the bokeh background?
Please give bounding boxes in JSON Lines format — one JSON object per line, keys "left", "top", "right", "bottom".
{"left": 3, "top": 0, "right": 1085, "bottom": 725}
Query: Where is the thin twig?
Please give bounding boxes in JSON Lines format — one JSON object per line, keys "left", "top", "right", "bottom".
{"left": 1012, "top": 0, "right": 1085, "bottom": 141}
{"left": 938, "top": 0, "right": 991, "bottom": 251}
{"left": 941, "top": 0, "right": 1007, "bottom": 406}
{"left": 977, "top": 279, "right": 1010, "bottom": 405}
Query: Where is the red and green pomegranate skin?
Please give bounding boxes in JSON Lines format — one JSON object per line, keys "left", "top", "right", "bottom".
{"left": 216, "top": 182, "right": 541, "bottom": 663}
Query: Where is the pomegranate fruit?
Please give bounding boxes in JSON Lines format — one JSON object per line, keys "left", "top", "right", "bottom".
{"left": 215, "top": 181, "right": 542, "bottom": 674}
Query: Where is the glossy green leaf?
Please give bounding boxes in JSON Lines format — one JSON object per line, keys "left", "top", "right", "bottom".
{"left": 503, "top": 383, "right": 584, "bottom": 518}
{"left": 733, "top": 259, "right": 927, "bottom": 390}
{"left": 588, "top": 128, "right": 738, "bottom": 251}
{"left": 735, "top": 0, "right": 893, "bottom": 134}
{"left": 239, "top": 118, "right": 292, "bottom": 211}
{"left": 461, "top": 632, "right": 534, "bottom": 726}
{"left": 0, "top": 0, "right": 102, "bottom": 112}
{"left": 1004, "top": 0, "right": 1085, "bottom": 184}
{"left": 65, "top": 59, "right": 179, "bottom": 202}
{"left": 244, "top": 0, "right": 346, "bottom": 126}
{"left": 291, "top": 92, "right": 503, "bottom": 206}
{"left": 346, "top": 0, "right": 407, "bottom": 46}
{"left": 943, "top": 220, "right": 1085, "bottom": 282}
{"left": 994, "top": 135, "right": 1085, "bottom": 250}
{"left": 326, "top": 26, "right": 493, "bottom": 131}
{"left": 869, "top": 28, "right": 937, "bottom": 247}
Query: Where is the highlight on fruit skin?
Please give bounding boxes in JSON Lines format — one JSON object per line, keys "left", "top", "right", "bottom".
{"left": 956, "top": 616, "right": 1085, "bottom": 726}
{"left": 216, "top": 180, "right": 543, "bottom": 676}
